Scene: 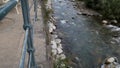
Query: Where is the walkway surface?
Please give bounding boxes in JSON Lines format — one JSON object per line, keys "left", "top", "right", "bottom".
{"left": 0, "top": 3, "right": 49, "bottom": 68}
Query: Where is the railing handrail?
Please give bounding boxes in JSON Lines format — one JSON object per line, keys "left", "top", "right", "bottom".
{"left": 0, "top": 0, "right": 18, "bottom": 20}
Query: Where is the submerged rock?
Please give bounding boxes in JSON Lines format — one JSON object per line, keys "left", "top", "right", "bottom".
{"left": 60, "top": 20, "right": 68, "bottom": 24}
{"left": 72, "top": 17, "right": 75, "bottom": 19}
{"left": 77, "top": 12, "right": 82, "bottom": 15}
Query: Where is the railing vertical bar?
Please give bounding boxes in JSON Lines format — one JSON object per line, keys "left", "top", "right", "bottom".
{"left": 27, "top": 28, "right": 37, "bottom": 68}
{"left": 19, "top": 28, "right": 29, "bottom": 68}
{"left": 33, "top": 0, "right": 38, "bottom": 21}
{"left": 28, "top": 53, "right": 32, "bottom": 68}
{"left": 20, "top": 0, "right": 37, "bottom": 67}
{"left": 29, "top": 1, "right": 34, "bottom": 11}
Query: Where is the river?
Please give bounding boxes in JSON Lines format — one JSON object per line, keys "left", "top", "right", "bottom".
{"left": 52, "top": 0, "right": 120, "bottom": 68}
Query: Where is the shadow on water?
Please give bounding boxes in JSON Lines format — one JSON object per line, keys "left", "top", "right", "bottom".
{"left": 52, "top": 0, "right": 120, "bottom": 68}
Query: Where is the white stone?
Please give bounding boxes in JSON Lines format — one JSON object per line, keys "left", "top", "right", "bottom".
{"left": 111, "top": 28, "right": 120, "bottom": 32}
{"left": 51, "top": 34, "right": 58, "bottom": 39}
{"left": 46, "top": 0, "right": 52, "bottom": 9}
{"left": 48, "top": 22, "right": 56, "bottom": 33}
{"left": 111, "top": 20, "right": 118, "bottom": 23}
{"left": 105, "top": 25, "right": 117, "bottom": 28}
{"left": 61, "top": 63, "right": 66, "bottom": 67}
{"left": 102, "top": 20, "right": 108, "bottom": 24}
{"left": 56, "top": 55, "right": 60, "bottom": 59}
{"left": 49, "top": 27, "right": 54, "bottom": 33}
{"left": 107, "top": 57, "right": 115, "bottom": 63}
{"left": 52, "top": 24, "right": 56, "bottom": 30}
{"left": 75, "top": 57, "right": 80, "bottom": 61}
{"left": 51, "top": 41, "right": 57, "bottom": 49}
{"left": 60, "top": 54, "right": 66, "bottom": 60}
{"left": 57, "top": 47, "right": 63, "bottom": 54}
{"left": 105, "top": 24, "right": 120, "bottom": 31}
{"left": 52, "top": 49, "right": 57, "bottom": 55}
{"left": 58, "top": 44, "right": 63, "bottom": 49}
{"left": 60, "top": 20, "right": 67, "bottom": 24}
{"left": 71, "top": 22, "right": 76, "bottom": 26}
{"left": 51, "top": 44, "right": 57, "bottom": 49}
{"left": 55, "top": 38, "right": 62, "bottom": 43}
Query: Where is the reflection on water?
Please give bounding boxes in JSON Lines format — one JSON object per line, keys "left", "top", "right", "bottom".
{"left": 52, "top": 0, "right": 120, "bottom": 68}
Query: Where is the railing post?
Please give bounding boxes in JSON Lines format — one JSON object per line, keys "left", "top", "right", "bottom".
{"left": 33, "top": 0, "right": 38, "bottom": 21}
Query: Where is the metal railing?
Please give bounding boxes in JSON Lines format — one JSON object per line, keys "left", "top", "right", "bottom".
{"left": 0, "top": 0, "right": 38, "bottom": 68}
{"left": 19, "top": 0, "right": 38, "bottom": 68}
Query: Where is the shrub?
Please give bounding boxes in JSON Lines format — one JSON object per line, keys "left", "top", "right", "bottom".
{"left": 84, "top": 0, "right": 120, "bottom": 21}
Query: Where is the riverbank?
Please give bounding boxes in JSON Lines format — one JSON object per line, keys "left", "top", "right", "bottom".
{"left": 74, "top": 0, "right": 120, "bottom": 26}
{"left": 71, "top": 0, "right": 101, "bottom": 17}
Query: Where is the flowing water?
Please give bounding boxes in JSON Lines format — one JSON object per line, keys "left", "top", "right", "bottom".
{"left": 52, "top": 0, "right": 120, "bottom": 68}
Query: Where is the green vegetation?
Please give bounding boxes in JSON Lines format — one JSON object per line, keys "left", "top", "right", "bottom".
{"left": 83, "top": 0, "right": 120, "bottom": 21}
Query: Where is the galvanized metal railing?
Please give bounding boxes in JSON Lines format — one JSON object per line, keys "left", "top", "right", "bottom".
{"left": 19, "top": 0, "right": 38, "bottom": 68}
{"left": 0, "top": 0, "right": 38, "bottom": 68}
